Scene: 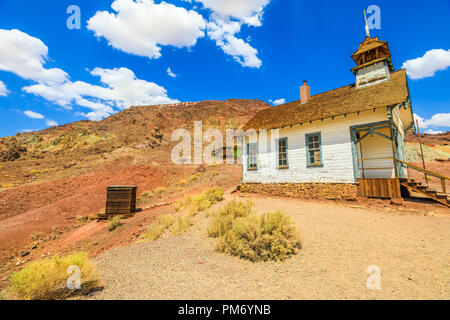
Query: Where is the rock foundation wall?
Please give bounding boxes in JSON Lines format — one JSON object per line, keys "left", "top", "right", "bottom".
{"left": 240, "top": 183, "right": 358, "bottom": 200}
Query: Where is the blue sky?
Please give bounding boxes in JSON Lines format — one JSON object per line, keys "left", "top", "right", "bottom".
{"left": 0, "top": 0, "right": 449, "bottom": 137}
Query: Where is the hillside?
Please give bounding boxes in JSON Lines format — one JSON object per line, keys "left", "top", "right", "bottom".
{"left": 0, "top": 99, "right": 270, "bottom": 189}
{"left": 0, "top": 99, "right": 270, "bottom": 285}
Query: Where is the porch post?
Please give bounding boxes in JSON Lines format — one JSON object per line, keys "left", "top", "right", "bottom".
{"left": 389, "top": 123, "right": 399, "bottom": 178}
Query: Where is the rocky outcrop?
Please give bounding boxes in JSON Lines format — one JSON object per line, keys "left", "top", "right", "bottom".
{"left": 0, "top": 143, "right": 27, "bottom": 162}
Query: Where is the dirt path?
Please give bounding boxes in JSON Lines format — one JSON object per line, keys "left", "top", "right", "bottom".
{"left": 91, "top": 195, "right": 450, "bottom": 300}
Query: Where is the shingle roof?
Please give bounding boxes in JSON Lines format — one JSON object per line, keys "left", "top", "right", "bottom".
{"left": 243, "top": 69, "right": 409, "bottom": 131}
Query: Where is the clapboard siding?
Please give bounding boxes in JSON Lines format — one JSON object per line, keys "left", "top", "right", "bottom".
{"left": 243, "top": 109, "right": 393, "bottom": 183}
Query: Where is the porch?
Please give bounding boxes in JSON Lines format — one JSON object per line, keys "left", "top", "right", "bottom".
{"left": 351, "top": 121, "right": 449, "bottom": 205}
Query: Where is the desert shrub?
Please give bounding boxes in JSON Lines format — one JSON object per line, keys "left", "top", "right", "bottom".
{"left": 208, "top": 200, "right": 253, "bottom": 238}
{"left": 2, "top": 252, "right": 101, "bottom": 300}
{"left": 172, "top": 214, "right": 194, "bottom": 236}
{"left": 209, "top": 201, "right": 301, "bottom": 262}
{"left": 142, "top": 214, "right": 175, "bottom": 241}
{"left": 108, "top": 216, "right": 122, "bottom": 231}
{"left": 140, "top": 191, "right": 153, "bottom": 198}
{"left": 88, "top": 214, "right": 97, "bottom": 221}
{"left": 153, "top": 187, "right": 166, "bottom": 196}
{"left": 174, "top": 187, "right": 224, "bottom": 214}
{"left": 76, "top": 215, "right": 88, "bottom": 223}
{"left": 188, "top": 172, "right": 203, "bottom": 183}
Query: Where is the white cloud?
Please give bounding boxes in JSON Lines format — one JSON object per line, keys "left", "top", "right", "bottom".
{"left": 167, "top": 67, "right": 177, "bottom": 78}
{"left": 402, "top": 49, "right": 450, "bottom": 80}
{"left": 270, "top": 98, "right": 285, "bottom": 106}
{"left": 0, "top": 80, "right": 7, "bottom": 96}
{"left": 0, "top": 29, "right": 68, "bottom": 84}
{"left": 414, "top": 113, "right": 450, "bottom": 129}
{"left": 200, "top": 0, "right": 271, "bottom": 68}
{"left": 425, "top": 129, "right": 444, "bottom": 135}
{"left": 198, "top": 0, "right": 270, "bottom": 26}
{"left": 87, "top": 0, "right": 206, "bottom": 60}
{"left": 24, "top": 67, "right": 179, "bottom": 121}
{"left": 207, "top": 18, "right": 262, "bottom": 68}
{"left": 46, "top": 119, "right": 58, "bottom": 127}
{"left": 24, "top": 110, "right": 45, "bottom": 119}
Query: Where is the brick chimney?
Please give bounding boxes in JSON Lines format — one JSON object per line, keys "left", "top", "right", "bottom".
{"left": 300, "top": 81, "right": 311, "bottom": 104}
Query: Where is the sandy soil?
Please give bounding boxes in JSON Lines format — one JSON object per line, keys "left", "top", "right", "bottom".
{"left": 0, "top": 162, "right": 242, "bottom": 288}
{"left": 90, "top": 194, "right": 450, "bottom": 300}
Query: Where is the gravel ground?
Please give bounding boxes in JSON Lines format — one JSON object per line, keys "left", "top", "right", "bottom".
{"left": 91, "top": 195, "right": 450, "bottom": 300}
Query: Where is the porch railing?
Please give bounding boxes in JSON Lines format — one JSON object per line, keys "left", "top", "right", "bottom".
{"left": 394, "top": 158, "right": 449, "bottom": 194}
{"left": 357, "top": 157, "right": 449, "bottom": 194}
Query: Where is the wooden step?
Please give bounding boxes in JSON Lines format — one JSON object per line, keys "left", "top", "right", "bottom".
{"left": 400, "top": 182, "right": 450, "bottom": 207}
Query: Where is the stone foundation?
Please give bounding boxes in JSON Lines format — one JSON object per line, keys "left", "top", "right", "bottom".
{"left": 240, "top": 183, "right": 358, "bottom": 201}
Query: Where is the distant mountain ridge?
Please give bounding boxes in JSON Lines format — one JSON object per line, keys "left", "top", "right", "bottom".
{"left": 0, "top": 99, "right": 270, "bottom": 188}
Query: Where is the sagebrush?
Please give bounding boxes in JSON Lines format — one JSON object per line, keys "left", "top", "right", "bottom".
{"left": 2, "top": 252, "right": 101, "bottom": 300}
{"left": 141, "top": 214, "right": 176, "bottom": 241}
{"left": 174, "top": 187, "right": 224, "bottom": 214}
{"left": 108, "top": 216, "right": 122, "bottom": 231}
{"left": 208, "top": 201, "right": 301, "bottom": 262}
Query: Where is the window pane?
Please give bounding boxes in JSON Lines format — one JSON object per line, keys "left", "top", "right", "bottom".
{"left": 278, "top": 139, "right": 288, "bottom": 167}
{"left": 248, "top": 143, "right": 258, "bottom": 169}
{"left": 307, "top": 134, "right": 322, "bottom": 166}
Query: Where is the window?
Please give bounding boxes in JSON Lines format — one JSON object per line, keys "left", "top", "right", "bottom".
{"left": 306, "top": 132, "right": 323, "bottom": 167}
{"left": 277, "top": 138, "right": 288, "bottom": 168}
{"left": 247, "top": 143, "right": 258, "bottom": 170}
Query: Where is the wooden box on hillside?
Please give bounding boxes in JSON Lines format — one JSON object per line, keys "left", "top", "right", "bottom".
{"left": 105, "top": 186, "right": 137, "bottom": 216}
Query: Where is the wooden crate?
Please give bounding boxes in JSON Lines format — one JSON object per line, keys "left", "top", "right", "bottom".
{"left": 357, "top": 178, "right": 401, "bottom": 199}
{"left": 105, "top": 186, "right": 137, "bottom": 216}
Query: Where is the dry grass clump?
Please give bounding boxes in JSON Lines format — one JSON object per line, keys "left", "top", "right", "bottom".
{"left": 208, "top": 200, "right": 253, "bottom": 237}
{"left": 153, "top": 187, "right": 166, "bottom": 196}
{"left": 142, "top": 188, "right": 224, "bottom": 241}
{"left": 141, "top": 214, "right": 176, "bottom": 241}
{"left": 2, "top": 252, "right": 101, "bottom": 300}
{"left": 108, "top": 216, "right": 122, "bottom": 231}
{"left": 174, "top": 187, "right": 224, "bottom": 214}
{"left": 188, "top": 172, "right": 203, "bottom": 183}
{"left": 172, "top": 214, "right": 194, "bottom": 236}
{"left": 208, "top": 201, "right": 301, "bottom": 262}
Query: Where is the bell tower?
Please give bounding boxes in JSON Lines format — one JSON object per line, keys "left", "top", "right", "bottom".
{"left": 351, "top": 11, "right": 395, "bottom": 89}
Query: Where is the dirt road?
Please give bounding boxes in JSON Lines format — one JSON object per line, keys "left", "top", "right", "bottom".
{"left": 91, "top": 195, "right": 450, "bottom": 300}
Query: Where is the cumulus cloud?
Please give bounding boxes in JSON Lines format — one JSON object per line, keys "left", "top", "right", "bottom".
{"left": 198, "top": 0, "right": 270, "bottom": 26}
{"left": 24, "top": 67, "right": 179, "bottom": 121}
{"left": 0, "top": 80, "right": 7, "bottom": 96}
{"left": 24, "top": 110, "right": 45, "bottom": 119}
{"left": 402, "top": 49, "right": 450, "bottom": 80}
{"left": 270, "top": 98, "right": 285, "bottom": 106}
{"left": 0, "top": 29, "right": 179, "bottom": 122}
{"left": 201, "top": 0, "right": 271, "bottom": 68}
{"left": 414, "top": 113, "right": 450, "bottom": 130}
{"left": 207, "top": 18, "right": 262, "bottom": 68}
{"left": 167, "top": 67, "right": 177, "bottom": 78}
{"left": 87, "top": 0, "right": 206, "bottom": 60}
{"left": 0, "top": 29, "right": 68, "bottom": 84}
{"left": 46, "top": 119, "right": 58, "bottom": 127}
{"left": 425, "top": 129, "right": 444, "bottom": 135}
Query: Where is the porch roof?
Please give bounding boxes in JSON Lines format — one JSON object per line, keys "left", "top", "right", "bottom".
{"left": 243, "top": 69, "right": 409, "bottom": 131}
